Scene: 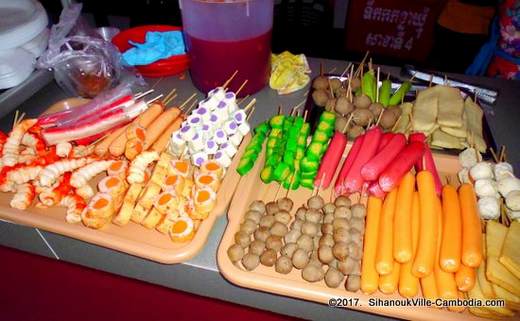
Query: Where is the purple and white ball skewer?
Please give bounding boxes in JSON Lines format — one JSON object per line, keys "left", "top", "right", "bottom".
{"left": 169, "top": 131, "right": 186, "bottom": 155}
{"left": 214, "top": 129, "right": 228, "bottom": 145}
{"left": 194, "top": 106, "right": 210, "bottom": 122}
{"left": 220, "top": 142, "right": 237, "bottom": 158}
{"left": 237, "top": 122, "right": 250, "bottom": 136}
{"left": 229, "top": 132, "right": 243, "bottom": 147}
{"left": 188, "top": 133, "right": 205, "bottom": 152}
{"left": 215, "top": 151, "right": 232, "bottom": 168}
{"left": 192, "top": 151, "right": 208, "bottom": 167}
{"left": 224, "top": 120, "right": 238, "bottom": 136}
{"left": 179, "top": 124, "right": 195, "bottom": 140}
{"left": 232, "top": 109, "right": 247, "bottom": 125}
{"left": 205, "top": 139, "right": 218, "bottom": 155}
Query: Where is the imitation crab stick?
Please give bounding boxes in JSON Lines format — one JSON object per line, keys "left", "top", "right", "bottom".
{"left": 399, "top": 191, "right": 420, "bottom": 298}
{"left": 334, "top": 134, "right": 364, "bottom": 195}
{"left": 377, "top": 132, "right": 395, "bottom": 152}
{"left": 440, "top": 184, "right": 462, "bottom": 273}
{"left": 410, "top": 132, "right": 442, "bottom": 196}
{"left": 413, "top": 170, "right": 439, "bottom": 278}
{"left": 343, "top": 126, "right": 382, "bottom": 194}
{"left": 376, "top": 188, "right": 397, "bottom": 275}
{"left": 434, "top": 197, "right": 458, "bottom": 301}
{"left": 368, "top": 181, "right": 386, "bottom": 199}
{"left": 314, "top": 131, "right": 347, "bottom": 189}
{"left": 393, "top": 172, "right": 415, "bottom": 263}
{"left": 458, "top": 183, "right": 483, "bottom": 268}
{"left": 455, "top": 264, "right": 476, "bottom": 291}
{"left": 143, "top": 107, "right": 182, "bottom": 150}
{"left": 109, "top": 102, "right": 164, "bottom": 156}
{"left": 361, "top": 133, "right": 406, "bottom": 181}
{"left": 361, "top": 196, "right": 383, "bottom": 294}
{"left": 378, "top": 141, "right": 424, "bottom": 192}
{"left": 151, "top": 116, "right": 184, "bottom": 153}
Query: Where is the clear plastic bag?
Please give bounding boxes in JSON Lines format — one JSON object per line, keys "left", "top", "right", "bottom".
{"left": 38, "top": 79, "right": 137, "bottom": 127}
{"left": 37, "top": 4, "right": 122, "bottom": 98}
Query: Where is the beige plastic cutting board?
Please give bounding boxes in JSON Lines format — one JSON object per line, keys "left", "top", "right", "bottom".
{"left": 217, "top": 143, "right": 514, "bottom": 320}
{"left": 0, "top": 124, "right": 249, "bottom": 264}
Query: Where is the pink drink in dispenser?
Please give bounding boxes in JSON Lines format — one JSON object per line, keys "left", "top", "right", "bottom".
{"left": 180, "top": 0, "right": 274, "bottom": 96}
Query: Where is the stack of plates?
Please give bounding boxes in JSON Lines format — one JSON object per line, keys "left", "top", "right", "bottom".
{"left": 0, "top": 0, "right": 48, "bottom": 89}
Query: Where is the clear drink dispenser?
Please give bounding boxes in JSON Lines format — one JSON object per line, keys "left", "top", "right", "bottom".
{"left": 180, "top": 0, "right": 274, "bottom": 96}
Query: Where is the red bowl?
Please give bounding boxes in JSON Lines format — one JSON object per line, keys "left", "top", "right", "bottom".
{"left": 112, "top": 25, "right": 190, "bottom": 78}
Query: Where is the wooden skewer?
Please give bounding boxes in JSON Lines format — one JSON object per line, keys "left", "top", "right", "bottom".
{"left": 186, "top": 99, "right": 198, "bottom": 115}
{"left": 376, "top": 67, "right": 380, "bottom": 103}
{"left": 367, "top": 116, "right": 374, "bottom": 129}
{"left": 315, "top": 174, "right": 325, "bottom": 197}
{"left": 499, "top": 146, "right": 506, "bottom": 162}
{"left": 146, "top": 94, "right": 164, "bottom": 106}
{"left": 12, "top": 110, "right": 19, "bottom": 130}
{"left": 273, "top": 183, "right": 282, "bottom": 201}
{"left": 302, "top": 90, "right": 309, "bottom": 98}
{"left": 391, "top": 115, "right": 402, "bottom": 132}
{"left": 340, "top": 62, "right": 353, "bottom": 78}
{"left": 348, "top": 65, "right": 355, "bottom": 103}
{"left": 291, "top": 99, "right": 306, "bottom": 114}
{"left": 303, "top": 110, "right": 308, "bottom": 122}
{"left": 243, "top": 98, "right": 257, "bottom": 112}
{"left": 246, "top": 106, "right": 256, "bottom": 121}
{"left": 328, "top": 67, "right": 337, "bottom": 74}
{"left": 178, "top": 93, "right": 197, "bottom": 111}
{"left": 151, "top": 77, "right": 163, "bottom": 89}
{"left": 357, "top": 184, "right": 367, "bottom": 204}
{"left": 277, "top": 105, "right": 283, "bottom": 115}
{"left": 489, "top": 147, "right": 499, "bottom": 163}
{"left": 285, "top": 174, "right": 297, "bottom": 198}
{"left": 354, "top": 51, "right": 369, "bottom": 78}
{"left": 134, "top": 89, "right": 154, "bottom": 100}
{"left": 409, "top": 72, "right": 417, "bottom": 82}
{"left": 344, "top": 113, "right": 354, "bottom": 132}
{"left": 328, "top": 79, "right": 334, "bottom": 98}
{"left": 166, "top": 94, "right": 178, "bottom": 107}
{"left": 222, "top": 70, "right": 238, "bottom": 89}
{"left": 428, "top": 74, "right": 433, "bottom": 87}
{"left": 16, "top": 112, "right": 25, "bottom": 127}
{"left": 162, "top": 88, "right": 177, "bottom": 105}
{"left": 368, "top": 58, "right": 373, "bottom": 72}
{"left": 360, "top": 64, "right": 364, "bottom": 93}
{"left": 238, "top": 95, "right": 250, "bottom": 105}
{"left": 235, "top": 79, "right": 249, "bottom": 97}
{"left": 375, "top": 109, "right": 384, "bottom": 127}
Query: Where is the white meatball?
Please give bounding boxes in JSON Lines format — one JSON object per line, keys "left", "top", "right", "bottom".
{"left": 458, "top": 168, "right": 471, "bottom": 184}
{"left": 478, "top": 197, "right": 500, "bottom": 220}
{"left": 506, "top": 207, "right": 520, "bottom": 221}
{"left": 459, "top": 148, "right": 479, "bottom": 168}
{"left": 470, "top": 162, "right": 494, "bottom": 181}
{"left": 494, "top": 162, "right": 514, "bottom": 181}
{"left": 474, "top": 179, "right": 499, "bottom": 198}
{"left": 506, "top": 190, "right": 520, "bottom": 211}
{"left": 497, "top": 177, "right": 520, "bottom": 198}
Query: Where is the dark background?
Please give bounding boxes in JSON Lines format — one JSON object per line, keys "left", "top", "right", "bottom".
{"left": 39, "top": 0, "right": 495, "bottom": 75}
